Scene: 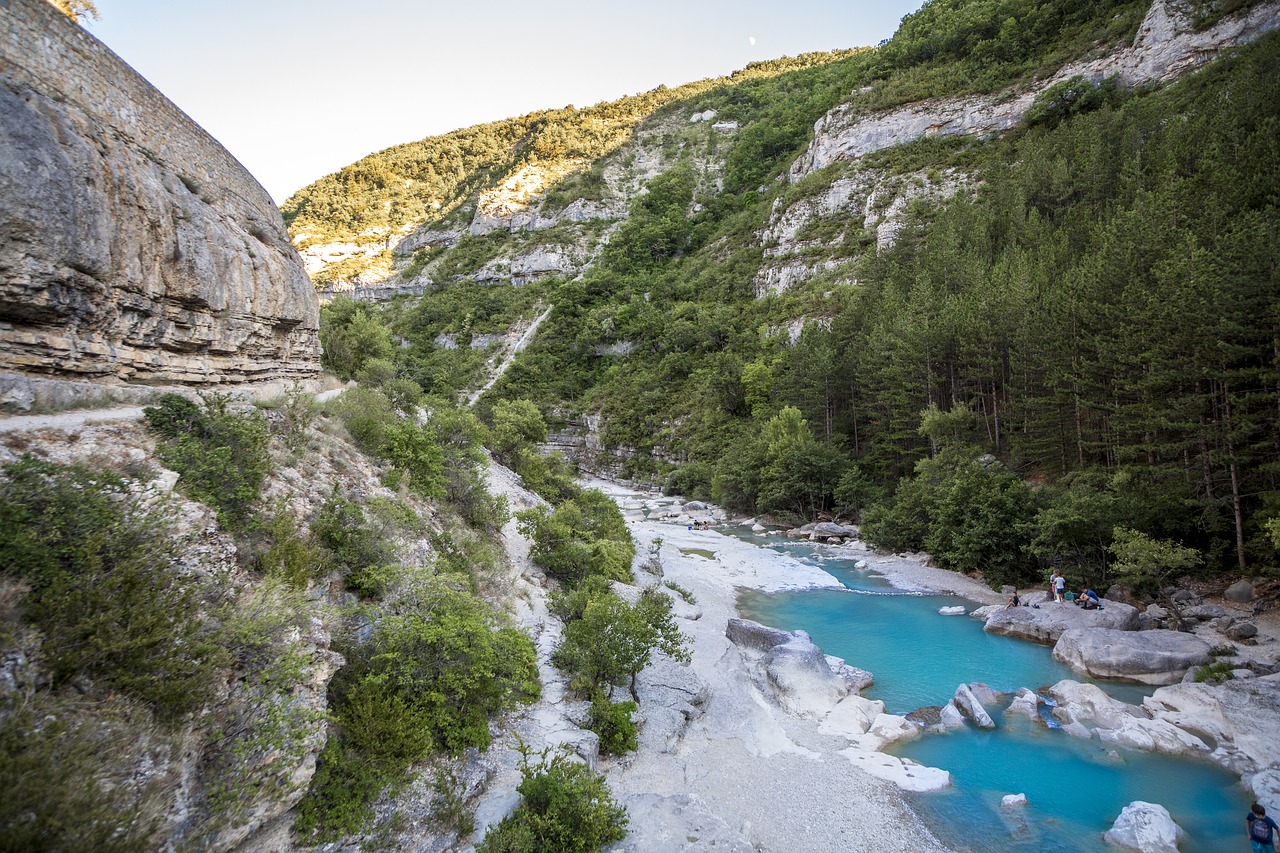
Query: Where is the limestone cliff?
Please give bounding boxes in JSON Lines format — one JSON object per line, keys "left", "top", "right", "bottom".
{"left": 0, "top": 0, "right": 320, "bottom": 411}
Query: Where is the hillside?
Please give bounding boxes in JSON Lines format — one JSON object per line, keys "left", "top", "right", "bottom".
{"left": 305, "top": 0, "right": 1280, "bottom": 588}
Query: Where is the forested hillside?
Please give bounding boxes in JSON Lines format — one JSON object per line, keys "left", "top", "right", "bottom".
{"left": 307, "top": 0, "right": 1280, "bottom": 593}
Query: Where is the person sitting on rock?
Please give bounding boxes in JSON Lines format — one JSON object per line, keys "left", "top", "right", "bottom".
{"left": 1076, "top": 587, "right": 1101, "bottom": 610}
{"left": 1006, "top": 591, "right": 1020, "bottom": 608}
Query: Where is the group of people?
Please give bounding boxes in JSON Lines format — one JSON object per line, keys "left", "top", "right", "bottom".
{"left": 686, "top": 520, "right": 712, "bottom": 530}
{"left": 1049, "top": 570, "right": 1101, "bottom": 609}
{"left": 1003, "top": 572, "right": 1101, "bottom": 609}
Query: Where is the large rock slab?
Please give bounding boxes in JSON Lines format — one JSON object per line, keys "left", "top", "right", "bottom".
{"left": 725, "top": 618, "right": 792, "bottom": 653}
{"left": 1103, "top": 801, "right": 1183, "bottom": 853}
{"left": 983, "top": 600, "right": 1139, "bottom": 644}
{"left": 952, "top": 683, "right": 995, "bottom": 729}
{"left": 1053, "top": 628, "right": 1211, "bottom": 685}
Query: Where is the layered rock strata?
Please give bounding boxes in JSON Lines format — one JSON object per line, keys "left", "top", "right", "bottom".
{"left": 0, "top": 0, "right": 319, "bottom": 410}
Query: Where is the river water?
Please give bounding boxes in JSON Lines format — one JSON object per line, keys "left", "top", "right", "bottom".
{"left": 732, "top": 533, "right": 1247, "bottom": 852}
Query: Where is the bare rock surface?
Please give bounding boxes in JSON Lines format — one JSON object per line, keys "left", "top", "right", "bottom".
{"left": 1142, "top": 673, "right": 1280, "bottom": 778}
{"left": 0, "top": 0, "right": 319, "bottom": 409}
{"left": 1048, "top": 681, "right": 1210, "bottom": 757}
{"left": 984, "top": 600, "right": 1139, "bottom": 644}
{"left": 1053, "top": 628, "right": 1212, "bottom": 685}
{"left": 792, "top": 0, "right": 1280, "bottom": 180}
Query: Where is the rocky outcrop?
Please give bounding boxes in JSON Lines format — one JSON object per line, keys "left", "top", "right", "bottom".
{"left": 1053, "top": 627, "right": 1212, "bottom": 685}
{"left": 1142, "top": 673, "right": 1280, "bottom": 778}
{"left": 1048, "top": 681, "right": 1211, "bottom": 757}
{"left": 0, "top": 0, "right": 319, "bottom": 410}
{"left": 984, "top": 600, "right": 1140, "bottom": 643}
{"left": 792, "top": 0, "right": 1280, "bottom": 181}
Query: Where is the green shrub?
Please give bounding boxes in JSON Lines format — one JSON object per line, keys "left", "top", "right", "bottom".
{"left": 320, "top": 297, "right": 395, "bottom": 379}
{"left": 312, "top": 487, "right": 399, "bottom": 582}
{"left": 144, "top": 393, "right": 272, "bottom": 531}
{"left": 0, "top": 456, "right": 222, "bottom": 721}
{"left": 298, "top": 571, "right": 539, "bottom": 840}
{"left": 517, "top": 489, "right": 635, "bottom": 585}
{"left": 255, "top": 508, "right": 330, "bottom": 587}
{"left": 664, "top": 461, "right": 714, "bottom": 502}
{"left": 478, "top": 746, "right": 627, "bottom": 853}
{"left": 0, "top": 698, "right": 158, "bottom": 851}
{"left": 1193, "top": 660, "right": 1235, "bottom": 683}
{"left": 587, "top": 696, "right": 639, "bottom": 755}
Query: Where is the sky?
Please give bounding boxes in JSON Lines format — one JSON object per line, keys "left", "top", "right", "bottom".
{"left": 84, "top": 0, "right": 925, "bottom": 204}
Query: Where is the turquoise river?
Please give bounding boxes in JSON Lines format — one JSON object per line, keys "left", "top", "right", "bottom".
{"left": 732, "top": 533, "right": 1248, "bottom": 852}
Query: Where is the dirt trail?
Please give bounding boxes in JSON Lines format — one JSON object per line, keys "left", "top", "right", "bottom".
{"left": 0, "top": 406, "right": 146, "bottom": 434}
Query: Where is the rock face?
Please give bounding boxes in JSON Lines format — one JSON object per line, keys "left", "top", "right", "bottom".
{"left": 1053, "top": 628, "right": 1212, "bottom": 685}
{"left": 983, "top": 600, "right": 1140, "bottom": 644}
{"left": 0, "top": 0, "right": 319, "bottom": 411}
{"left": 790, "top": 0, "right": 1280, "bottom": 180}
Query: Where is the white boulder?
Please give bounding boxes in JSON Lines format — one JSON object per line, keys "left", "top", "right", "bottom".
{"left": 1102, "top": 801, "right": 1183, "bottom": 853}
{"left": 1001, "top": 793, "right": 1028, "bottom": 808}
{"left": 938, "top": 605, "right": 967, "bottom": 616}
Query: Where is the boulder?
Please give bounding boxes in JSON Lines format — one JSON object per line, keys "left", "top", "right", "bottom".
{"left": 1001, "top": 793, "right": 1028, "bottom": 808}
{"left": 1103, "top": 801, "right": 1183, "bottom": 853}
{"left": 751, "top": 523, "right": 767, "bottom": 533}
{"left": 1184, "top": 603, "right": 1228, "bottom": 619}
{"left": 1225, "top": 580, "right": 1256, "bottom": 602}
{"left": 682, "top": 500, "right": 709, "bottom": 511}
{"left": 725, "top": 618, "right": 793, "bottom": 653}
{"left": 1052, "top": 628, "right": 1212, "bottom": 685}
{"left": 821, "top": 694, "right": 885, "bottom": 737}
{"left": 762, "top": 632, "right": 848, "bottom": 716}
{"left": 1005, "top": 687, "right": 1040, "bottom": 719}
{"left": 952, "top": 683, "right": 995, "bottom": 729}
{"left": 967, "top": 682, "right": 1003, "bottom": 706}
{"left": 938, "top": 606, "right": 966, "bottom": 616}
{"left": 1227, "top": 622, "right": 1258, "bottom": 641}
{"left": 812, "top": 522, "right": 854, "bottom": 538}
{"left": 984, "top": 600, "right": 1140, "bottom": 644}
{"left": 938, "top": 701, "right": 967, "bottom": 730}
{"left": 634, "top": 655, "right": 709, "bottom": 755}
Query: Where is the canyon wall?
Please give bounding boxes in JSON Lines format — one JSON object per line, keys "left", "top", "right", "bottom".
{"left": 0, "top": 0, "right": 320, "bottom": 411}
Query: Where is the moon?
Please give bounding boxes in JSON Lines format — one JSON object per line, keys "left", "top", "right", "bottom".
{"left": 749, "top": 36, "right": 756, "bottom": 46}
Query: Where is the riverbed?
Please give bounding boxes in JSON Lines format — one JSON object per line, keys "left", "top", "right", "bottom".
{"left": 732, "top": 530, "right": 1248, "bottom": 852}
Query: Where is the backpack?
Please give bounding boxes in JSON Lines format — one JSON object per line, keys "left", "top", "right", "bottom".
{"left": 1251, "top": 815, "right": 1275, "bottom": 843}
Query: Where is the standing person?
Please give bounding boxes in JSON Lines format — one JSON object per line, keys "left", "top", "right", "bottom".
{"left": 1053, "top": 570, "right": 1066, "bottom": 603}
{"left": 1248, "top": 803, "right": 1279, "bottom": 852}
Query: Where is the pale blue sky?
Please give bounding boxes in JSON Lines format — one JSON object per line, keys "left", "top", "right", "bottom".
{"left": 86, "top": 0, "right": 925, "bottom": 204}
